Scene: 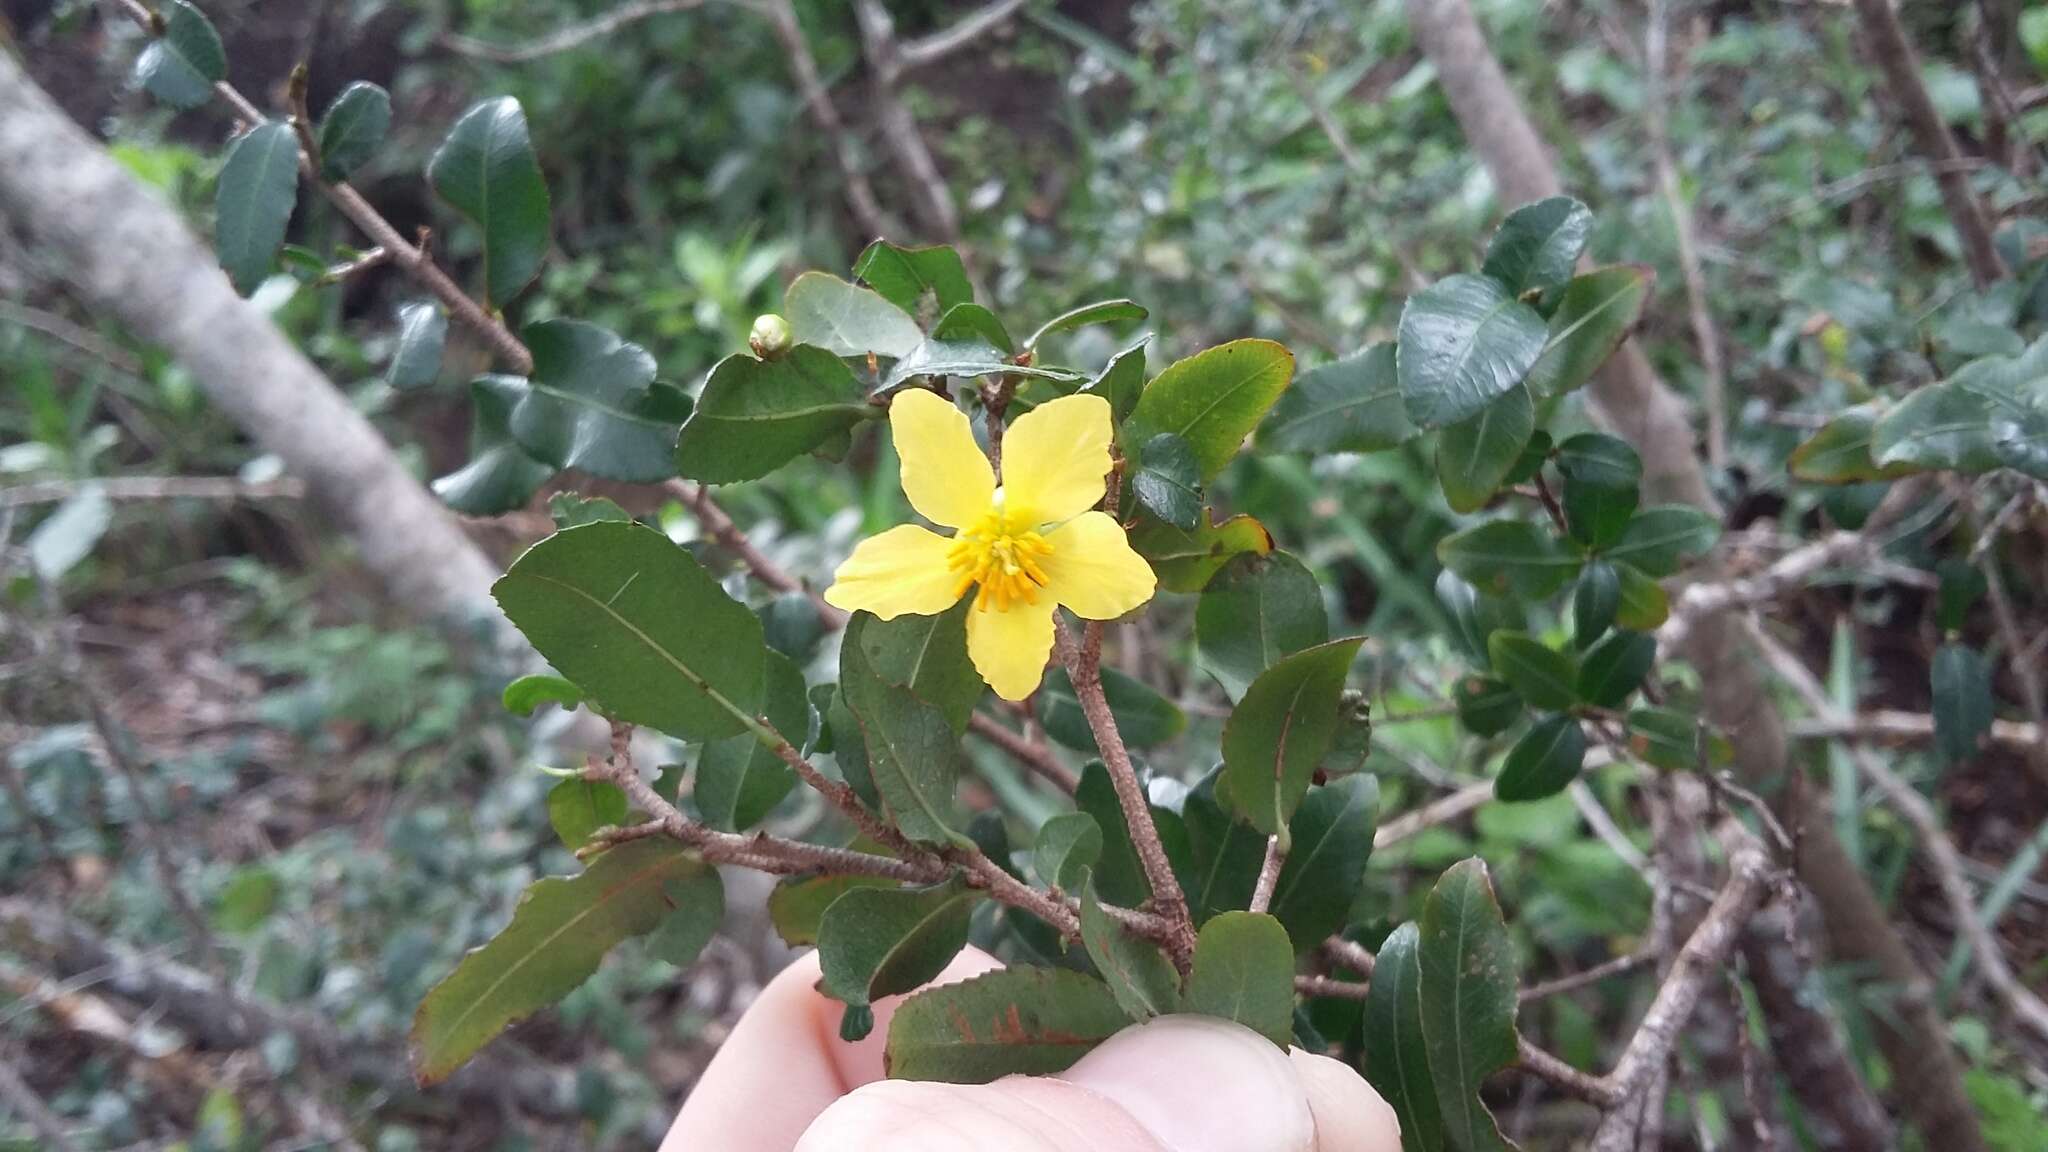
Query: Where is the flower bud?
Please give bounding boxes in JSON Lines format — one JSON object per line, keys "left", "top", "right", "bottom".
{"left": 749, "top": 313, "right": 793, "bottom": 360}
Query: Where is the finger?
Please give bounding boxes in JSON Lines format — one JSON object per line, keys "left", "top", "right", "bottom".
{"left": 1060, "top": 1015, "right": 1317, "bottom": 1152}
{"left": 822, "top": 946, "right": 1004, "bottom": 1090}
{"left": 793, "top": 1076, "right": 1168, "bottom": 1152}
{"left": 1288, "top": 1048, "right": 1404, "bottom": 1152}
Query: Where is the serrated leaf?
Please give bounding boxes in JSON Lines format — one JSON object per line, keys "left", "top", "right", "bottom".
{"left": 1081, "top": 883, "right": 1181, "bottom": 1019}
{"left": 1523, "top": 265, "right": 1653, "bottom": 397}
{"left": 1131, "top": 433, "right": 1203, "bottom": 530}
{"left": 1398, "top": 274, "right": 1548, "bottom": 428}
{"left": 1221, "top": 637, "right": 1365, "bottom": 836}
{"left": 675, "top": 346, "right": 869, "bottom": 482}
{"left": 387, "top": 302, "right": 447, "bottom": 390}
{"left": 1259, "top": 343, "right": 1416, "bottom": 455}
{"left": 1038, "top": 665, "right": 1185, "bottom": 751}
{"left": 546, "top": 778, "right": 627, "bottom": 851}
{"left": 853, "top": 240, "right": 972, "bottom": 317}
{"left": 1437, "top": 520, "right": 1583, "bottom": 600}
{"left": 1572, "top": 560, "right": 1620, "bottom": 649}
{"left": 1268, "top": 775, "right": 1378, "bottom": 950}
{"left": 886, "top": 967, "right": 1130, "bottom": 1081}
{"left": 1481, "top": 197, "right": 1592, "bottom": 294}
{"left": 1419, "top": 859, "right": 1519, "bottom": 1152}
{"left": 1602, "top": 505, "right": 1719, "bottom": 577}
{"left": 410, "top": 840, "right": 715, "bottom": 1083}
{"left": 768, "top": 873, "right": 891, "bottom": 947}
{"left": 695, "top": 651, "right": 809, "bottom": 830}
{"left": 1455, "top": 675, "right": 1522, "bottom": 737}
{"left": 1437, "top": 385, "right": 1535, "bottom": 513}
{"left": 1932, "top": 643, "right": 1993, "bottom": 763}
{"left": 1185, "top": 911, "right": 1294, "bottom": 1045}
{"left": 493, "top": 521, "right": 765, "bottom": 741}
{"left": 785, "top": 271, "right": 924, "bottom": 359}
{"left": 134, "top": 0, "right": 225, "bottom": 109}
{"left": 1196, "top": 550, "right": 1330, "bottom": 701}
{"left": 504, "top": 320, "right": 685, "bottom": 483}
{"left": 1129, "top": 509, "right": 1273, "bottom": 593}
{"left": 1025, "top": 299, "right": 1149, "bottom": 350}
{"left": 1126, "top": 339, "right": 1295, "bottom": 481}
{"left": 1494, "top": 715, "right": 1587, "bottom": 802}
{"left": 1033, "top": 812, "right": 1103, "bottom": 891}
{"left": 317, "top": 81, "right": 390, "bottom": 180}
{"left": 818, "top": 880, "right": 976, "bottom": 1027}
{"left": 1789, "top": 405, "right": 1918, "bottom": 484}
{"left": 1363, "top": 922, "right": 1442, "bottom": 1152}
{"left": 427, "top": 97, "right": 550, "bottom": 308}
{"left": 502, "top": 673, "right": 582, "bottom": 717}
{"left": 1578, "top": 630, "right": 1655, "bottom": 707}
{"left": 1871, "top": 382, "right": 2002, "bottom": 474}
{"left": 1486, "top": 632, "right": 1578, "bottom": 710}
{"left": 433, "top": 376, "right": 555, "bottom": 515}
{"left": 215, "top": 121, "right": 300, "bottom": 295}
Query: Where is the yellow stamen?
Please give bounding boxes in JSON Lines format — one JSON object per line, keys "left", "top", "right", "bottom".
{"left": 947, "top": 507, "right": 1054, "bottom": 614}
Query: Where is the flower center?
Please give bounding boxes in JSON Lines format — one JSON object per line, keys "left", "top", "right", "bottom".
{"left": 947, "top": 506, "right": 1053, "bottom": 612}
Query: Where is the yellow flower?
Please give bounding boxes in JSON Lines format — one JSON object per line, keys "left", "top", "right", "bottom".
{"left": 825, "top": 390, "right": 1157, "bottom": 700}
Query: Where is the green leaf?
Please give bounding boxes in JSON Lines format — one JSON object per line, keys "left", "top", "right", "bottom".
{"left": 1131, "top": 433, "right": 1204, "bottom": 530}
{"left": 1494, "top": 715, "right": 1587, "bottom": 802}
{"left": 931, "top": 303, "right": 1014, "bottom": 352}
{"left": 1363, "top": 922, "right": 1442, "bottom": 1152}
{"left": 1555, "top": 432, "right": 1642, "bottom": 549}
{"left": 548, "top": 492, "right": 632, "bottom": 528}
{"left": 1268, "top": 775, "right": 1378, "bottom": 950}
{"left": 1196, "top": 551, "right": 1329, "bottom": 701}
{"left": 1126, "top": 339, "right": 1295, "bottom": 481}
{"left": 882, "top": 338, "right": 1085, "bottom": 389}
{"left": 839, "top": 626, "right": 968, "bottom": 844}
{"left": 1129, "top": 510, "right": 1274, "bottom": 593}
{"left": 432, "top": 376, "right": 554, "bottom": 515}
{"left": 1436, "top": 570, "right": 1527, "bottom": 668}
{"left": 1038, "top": 666, "right": 1186, "bottom": 751}
{"left": 1397, "top": 274, "right": 1549, "bottom": 428}
{"left": 1025, "top": 299, "right": 1149, "bottom": 350}
{"left": 1419, "top": 859, "right": 1519, "bottom": 1152}
{"left": 1034, "top": 812, "right": 1104, "bottom": 890}
{"left": 853, "top": 241, "right": 972, "bottom": 317}
{"left": 695, "top": 651, "right": 809, "bottom": 830}
{"left": 317, "top": 81, "right": 390, "bottom": 180}
{"left": 502, "top": 673, "right": 582, "bottom": 716}
{"left": 1572, "top": 560, "right": 1620, "bottom": 649}
{"left": 493, "top": 521, "right": 766, "bottom": 741}
{"left": 768, "top": 874, "right": 891, "bottom": 947}
{"left": 387, "top": 302, "right": 447, "bottom": 390}
{"left": 1789, "top": 405, "right": 1918, "bottom": 484}
{"left": 1871, "top": 382, "right": 2002, "bottom": 474}
{"left": 1603, "top": 505, "right": 1720, "bottom": 577}
{"left": 1481, "top": 197, "right": 1592, "bottom": 294}
{"left": 847, "top": 603, "right": 980, "bottom": 735}
{"left": 1184, "top": 911, "right": 1294, "bottom": 1045}
{"left": 215, "top": 865, "right": 279, "bottom": 933}
{"left": 1083, "top": 337, "right": 1149, "bottom": 424}
{"left": 785, "top": 271, "right": 924, "bottom": 360}
{"left": 1523, "top": 265, "right": 1654, "bottom": 397}
{"left": 1991, "top": 400, "right": 2048, "bottom": 479}
{"left": 1437, "top": 519, "right": 1583, "bottom": 600}
{"left": 647, "top": 867, "right": 725, "bottom": 969}
{"left": 1081, "top": 883, "right": 1182, "bottom": 1019}
{"left": 1932, "top": 643, "right": 1993, "bottom": 763}
{"left": 1578, "top": 630, "right": 1656, "bottom": 708}
{"left": 1613, "top": 562, "right": 1670, "bottom": 630}
{"left": 818, "top": 880, "right": 976, "bottom": 1028}
{"left": 1486, "top": 632, "right": 1578, "bottom": 710}
{"left": 134, "top": 0, "right": 225, "bottom": 109}
{"left": 1221, "top": 637, "right": 1365, "bottom": 836}
{"left": 506, "top": 320, "right": 685, "bottom": 483}
{"left": 1955, "top": 337, "right": 2048, "bottom": 478}
{"left": 1626, "top": 706, "right": 1732, "bottom": 771}
{"left": 1178, "top": 770, "right": 1266, "bottom": 924}
{"left": 546, "top": 778, "right": 627, "bottom": 851}
{"left": 1437, "top": 385, "right": 1535, "bottom": 514}
{"left": 1077, "top": 761, "right": 1152, "bottom": 906}
{"left": 675, "top": 346, "right": 870, "bottom": 482}
{"left": 427, "top": 97, "right": 550, "bottom": 308}
{"left": 410, "top": 840, "right": 716, "bottom": 1083}
{"left": 1455, "top": 675, "right": 1522, "bottom": 737}
{"left": 1259, "top": 343, "right": 1416, "bottom": 455}
{"left": 886, "top": 968, "right": 1130, "bottom": 1082}
{"left": 214, "top": 121, "right": 300, "bottom": 295}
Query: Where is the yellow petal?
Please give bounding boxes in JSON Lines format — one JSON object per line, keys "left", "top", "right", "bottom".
{"left": 1042, "top": 511, "right": 1157, "bottom": 620}
{"left": 965, "top": 595, "right": 1058, "bottom": 701}
{"left": 891, "top": 389, "right": 994, "bottom": 529}
{"left": 824, "top": 524, "right": 964, "bottom": 620}
{"left": 1002, "top": 393, "right": 1112, "bottom": 523}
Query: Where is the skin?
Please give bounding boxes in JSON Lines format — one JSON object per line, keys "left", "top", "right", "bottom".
{"left": 662, "top": 948, "right": 1404, "bottom": 1152}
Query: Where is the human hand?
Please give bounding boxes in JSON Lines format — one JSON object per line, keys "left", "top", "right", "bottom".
{"left": 661, "top": 948, "right": 1402, "bottom": 1151}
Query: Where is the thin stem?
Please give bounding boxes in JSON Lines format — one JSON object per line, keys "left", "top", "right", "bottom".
{"left": 1520, "top": 949, "right": 1657, "bottom": 1003}
{"left": 1249, "top": 834, "right": 1285, "bottom": 915}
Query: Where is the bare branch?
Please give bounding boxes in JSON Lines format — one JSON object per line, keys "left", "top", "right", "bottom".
{"left": 759, "top": 0, "right": 901, "bottom": 240}
{"left": 442, "top": 0, "right": 718, "bottom": 63}
{"left": 1373, "top": 779, "right": 1493, "bottom": 848}
{"left": 852, "top": 0, "right": 961, "bottom": 239}
{"left": 0, "top": 475, "right": 303, "bottom": 508}
{"left": 898, "top": 0, "right": 1029, "bottom": 70}
{"left": 1786, "top": 708, "right": 2040, "bottom": 750}
{"left": 1248, "top": 834, "right": 1284, "bottom": 915}
{"left": 1520, "top": 948, "right": 1657, "bottom": 1003}
{"left": 1656, "top": 531, "right": 1877, "bottom": 652}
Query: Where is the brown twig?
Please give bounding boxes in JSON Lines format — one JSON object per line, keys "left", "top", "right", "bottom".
{"left": 758, "top": 0, "right": 900, "bottom": 240}
{"left": 1373, "top": 779, "right": 1494, "bottom": 848}
{"left": 0, "top": 475, "right": 304, "bottom": 508}
{"left": 1248, "top": 834, "right": 1285, "bottom": 915}
{"left": 441, "top": 0, "right": 720, "bottom": 63}
{"left": 897, "top": 0, "right": 1028, "bottom": 70}
{"left": 852, "top": 0, "right": 961, "bottom": 241}
{"left": 1520, "top": 949, "right": 1658, "bottom": 1003}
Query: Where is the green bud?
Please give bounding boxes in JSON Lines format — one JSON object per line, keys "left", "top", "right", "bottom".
{"left": 749, "top": 313, "right": 793, "bottom": 360}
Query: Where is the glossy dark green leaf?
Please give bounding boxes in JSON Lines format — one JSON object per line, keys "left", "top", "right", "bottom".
{"left": 1437, "top": 384, "right": 1535, "bottom": 513}
{"left": 1437, "top": 520, "right": 1583, "bottom": 600}
{"left": 1481, "top": 197, "right": 1592, "bottom": 295}
{"left": 839, "top": 625, "right": 968, "bottom": 845}
{"left": 1081, "top": 884, "right": 1181, "bottom": 1019}
{"left": 1268, "top": 775, "right": 1378, "bottom": 950}
{"left": 134, "top": 0, "right": 225, "bottom": 109}
{"left": 1025, "top": 299, "right": 1149, "bottom": 350}
{"left": 883, "top": 338, "right": 1085, "bottom": 389}
{"left": 675, "top": 346, "right": 870, "bottom": 482}
{"left": 548, "top": 492, "right": 631, "bottom": 529}
{"left": 432, "top": 376, "right": 554, "bottom": 515}
{"left": 1362, "top": 922, "right": 1442, "bottom": 1152}
{"left": 502, "top": 673, "right": 582, "bottom": 717}
{"left": 387, "top": 301, "right": 446, "bottom": 390}
{"left": 215, "top": 121, "right": 300, "bottom": 295}
{"left": 853, "top": 240, "right": 972, "bottom": 317}
{"left": 1077, "top": 761, "right": 1152, "bottom": 906}
{"left": 1788, "top": 405, "right": 1918, "bottom": 484}
{"left": 847, "top": 603, "right": 979, "bottom": 735}
{"left": 1626, "top": 707, "right": 1732, "bottom": 771}
{"left": 1126, "top": 339, "right": 1295, "bottom": 481}
{"left": 1125, "top": 436, "right": 1199, "bottom": 533}
{"left": 1185, "top": 911, "right": 1294, "bottom": 1045}
{"left": 647, "top": 868, "right": 725, "bottom": 969}
{"left": 1572, "top": 560, "right": 1621, "bottom": 649}
{"left": 546, "top": 778, "right": 627, "bottom": 851}
{"left": 760, "top": 592, "right": 826, "bottom": 660}
{"left": 1523, "top": 265, "right": 1654, "bottom": 397}
{"left": 1455, "top": 675, "right": 1522, "bottom": 737}
{"left": 1501, "top": 429, "right": 1553, "bottom": 486}
{"left": 1556, "top": 432, "right": 1643, "bottom": 548}
{"left": 1418, "top": 859, "right": 1519, "bottom": 1152}
{"left": 1129, "top": 510, "right": 1274, "bottom": 593}
{"left": 493, "top": 521, "right": 765, "bottom": 740}
{"left": 1494, "top": 715, "right": 1587, "bottom": 802}
{"left": 410, "top": 840, "right": 715, "bottom": 1083}
{"left": 826, "top": 686, "right": 879, "bottom": 809}
{"left": 1178, "top": 770, "right": 1266, "bottom": 924}
{"left": 1486, "top": 632, "right": 1578, "bottom": 710}
{"left": 1991, "top": 400, "right": 2048, "bottom": 479}
{"left": 1612, "top": 563, "right": 1670, "bottom": 631}
{"left": 785, "top": 271, "right": 924, "bottom": 360}
{"left": 1397, "top": 274, "right": 1548, "bottom": 428}
{"left": 1221, "top": 637, "right": 1365, "bottom": 836}
{"left": 886, "top": 968, "right": 1130, "bottom": 1081}
{"left": 427, "top": 97, "right": 550, "bottom": 307}
{"left": 1578, "top": 630, "right": 1655, "bottom": 708}
{"left": 1196, "top": 551, "right": 1329, "bottom": 701}
{"left": 506, "top": 320, "right": 687, "bottom": 482}
{"left": 695, "top": 651, "right": 809, "bottom": 830}
{"left": 1033, "top": 812, "right": 1103, "bottom": 891}
{"left": 1603, "top": 505, "right": 1720, "bottom": 577}
{"left": 768, "top": 874, "right": 891, "bottom": 947}
{"left": 1259, "top": 343, "right": 1415, "bottom": 455}
{"left": 1957, "top": 337, "right": 2048, "bottom": 478}
{"left": 1083, "top": 338, "right": 1149, "bottom": 424}
{"left": 1932, "top": 643, "right": 1993, "bottom": 763}
{"left": 819, "top": 880, "right": 976, "bottom": 1032}
{"left": 1436, "top": 570, "right": 1526, "bottom": 668}
{"left": 1871, "top": 382, "right": 2002, "bottom": 474}
{"left": 317, "top": 81, "right": 390, "bottom": 180}
{"left": 931, "top": 302, "right": 1013, "bottom": 352}
{"left": 1038, "top": 666, "right": 1186, "bottom": 751}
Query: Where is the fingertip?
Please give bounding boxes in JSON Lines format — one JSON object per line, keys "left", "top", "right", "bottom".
{"left": 1060, "top": 1015, "right": 1315, "bottom": 1152}
{"left": 1288, "top": 1048, "right": 1404, "bottom": 1152}
{"left": 815, "top": 944, "right": 1004, "bottom": 1090}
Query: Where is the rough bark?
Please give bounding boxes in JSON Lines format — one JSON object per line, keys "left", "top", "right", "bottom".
{"left": 1402, "top": 3, "right": 1985, "bottom": 1148}
{"left": 0, "top": 54, "right": 503, "bottom": 628}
